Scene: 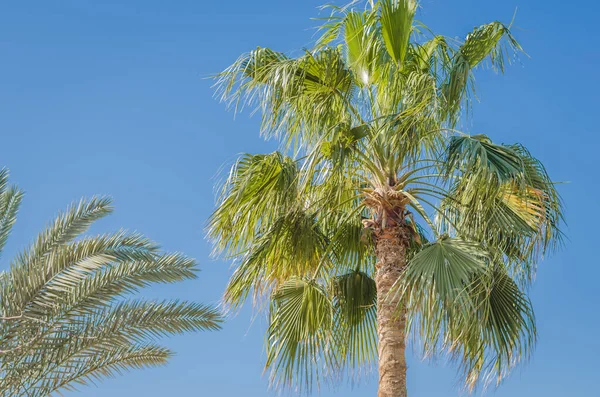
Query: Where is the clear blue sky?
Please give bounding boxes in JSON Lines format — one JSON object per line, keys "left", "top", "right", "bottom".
{"left": 0, "top": 0, "right": 597, "bottom": 396}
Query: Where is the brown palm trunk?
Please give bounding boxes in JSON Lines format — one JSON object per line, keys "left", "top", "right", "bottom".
{"left": 375, "top": 226, "right": 408, "bottom": 397}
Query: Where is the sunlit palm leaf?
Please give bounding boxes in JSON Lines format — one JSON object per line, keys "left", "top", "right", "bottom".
{"left": 209, "top": 152, "right": 299, "bottom": 255}
{"left": 224, "top": 208, "right": 330, "bottom": 309}
{"left": 443, "top": 22, "right": 522, "bottom": 124}
{"left": 266, "top": 278, "right": 334, "bottom": 391}
{"left": 379, "top": 0, "right": 417, "bottom": 68}
{"left": 442, "top": 135, "right": 563, "bottom": 284}
{"left": 460, "top": 22, "right": 522, "bottom": 70}
{"left": 215, "top": 46, "right": 352, "bottom": 145}
{"left": 344, "top": 10, "right": 382, "bottom": 85}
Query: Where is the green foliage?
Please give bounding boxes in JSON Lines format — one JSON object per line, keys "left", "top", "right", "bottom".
{"left": 442, "top": 22, "right": 522, "bottom": 124}
{"left": 266, "top": 278, "right": 333, "bottom": 389}
{"left": 401, "top": 238, "right": 488, "bottom": 301}
{"left": 215, "top": 47, "right": 352, "bottom": 147}
{"left": 0, "top": 171, "right": 222, "bottom": 396}
{"left": 344, "top": 10, "right": 382, "bottom": 85}
{"left": 379, "top": 0, "right": 417, "bottom": 68}
{"left": 211, "top": 0, "right": 562, "bottom": 393}
{"left": 331, "top": 271, "right": 377, "bottom": 370}
{"left": 441, "top": 136, "right": 563, "bottom": 285}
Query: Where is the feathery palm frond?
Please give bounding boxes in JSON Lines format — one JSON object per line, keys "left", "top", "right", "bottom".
{"left": 0, "top": 169, "right": 23, "bottom": 256}
{"left": 0, "top": 181, "right": 222, "bottom": 397}
{"left": 36, "top": 344, "right": 172, "bottom": 396}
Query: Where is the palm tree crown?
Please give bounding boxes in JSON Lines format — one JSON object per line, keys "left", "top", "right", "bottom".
{"left": 0, "top": 169, "right": 222, "bottom": 396}
{"left": 210, "top": 0, "right": 563, "bottom": 394}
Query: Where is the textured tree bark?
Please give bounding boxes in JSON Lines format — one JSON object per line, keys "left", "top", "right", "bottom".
{"left": 375, "top": 226, "right": 408, "bottom": 397}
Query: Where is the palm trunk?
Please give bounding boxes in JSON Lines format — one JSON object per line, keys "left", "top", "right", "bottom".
{"left": 375, "top": 226, "right": 408, "bottom": 397}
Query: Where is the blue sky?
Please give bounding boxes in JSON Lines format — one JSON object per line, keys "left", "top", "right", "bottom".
{"left": 0, "top": 0, "right": 598, "bottom": 396}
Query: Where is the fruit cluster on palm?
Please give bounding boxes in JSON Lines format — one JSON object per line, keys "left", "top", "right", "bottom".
{"left": 0, "top": 169, "right": 222, "bottom": 396}
{"left": 209, "top": 1, "right": 563, "bottom": 396}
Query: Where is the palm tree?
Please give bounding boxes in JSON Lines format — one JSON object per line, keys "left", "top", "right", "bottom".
{"left": 209, "top": 1, "right": 563, "bottom": 396}
{"left": 0, "top": 169, "right": 222, "bottom": 396}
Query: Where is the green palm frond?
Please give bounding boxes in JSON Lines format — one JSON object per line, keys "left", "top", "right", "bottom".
{"left": 323, "top": 209, "right": 373, "bottom": 272}
{"left": 223, "top": 207, "right": 330, "bottom": 309}
{"left": 443, "top": 22, "right": 523, "bottom": 124}
{"left": 76, "top": 300, "right": 222, "bottom": 343}
{"left": 331, "top": 271, "right": 377, "bottom": 370}
{"left": 398, "top": 239, "right": 534, "bottom": 390}
{"left": 35, "top": 344, "right": 172, "bottom": 396}
{"left": 450, "top": 267, "right": 535, "bottom": 390}
{"left": 0, "top": 176, "right": 222, "bottom": 396}
{"left": 215, "top": 47, "right": 353, "bottom": 146}
{"left": 399, "top": 237, "right": 488, "bottom": 302}
{"left": 0, "top": 171, "right": 23, "bottom": 255}
{"left": 4, "top": 197, "right": 113, "bottom": 317}
{"left": 379, "top": 0, "right": 417, "bottom": 68}
{"left": 509, "top": 144, "right": 564, "bottom": 253}
{"left": 266, "top": 278, "right": 334, "bottom": 391}
{"left": 460, "top": 22, "right": 522, "bottom": 70}
{"left": 442, "top": 135, "right": 563, "bottom": 284}
{"left": 209, "top": 152, "right": 299, "bottom": 255}
{"left": 344, "top": 10, "right": 382, "bottom": 85}
{"left": 409, "top": 36, "right": 450, "bottom": 72}
{"left": 17, "top": 197, "right": 113, "bottom": 267}
{"left": 27, "top": 249, "right": 197, "bottom": 319}
{"left": 445, "top": 135, "right": 525, "bottom": 185}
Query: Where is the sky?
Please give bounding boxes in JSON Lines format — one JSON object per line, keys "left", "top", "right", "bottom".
{"left": 0, "top": 0, "right": 598, "bottom": 396}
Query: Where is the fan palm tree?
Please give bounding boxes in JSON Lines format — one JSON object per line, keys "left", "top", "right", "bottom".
{"left": 209, "top": 1, "right": 563, "bottom": 396}
{"left": 0, "top": 169, "right": 222, "bottom": 396}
